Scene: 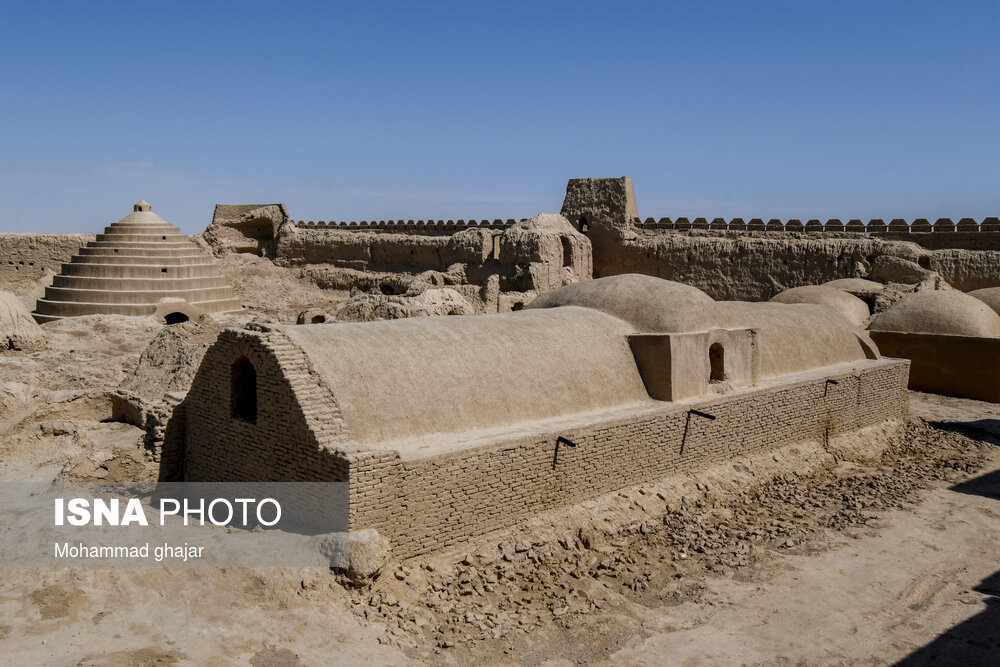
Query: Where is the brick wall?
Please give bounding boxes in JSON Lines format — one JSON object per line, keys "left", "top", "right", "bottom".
{"left": 350, "top": 360, "right": 909, "bottom": 559}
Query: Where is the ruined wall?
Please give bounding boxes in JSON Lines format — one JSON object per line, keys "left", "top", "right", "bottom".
{"left": 277, "top": 225, "right": 492, "bottom": 274}
{"left": 183, "top": 327, "right": 350, "bottom": 483}
{"left": 274, "top": 214, "right": 591, "bottom": 312}
{"left": 557, "top": 178, "right": 1000, "bottom": 299}
{"left": 0, "top": 233, "right": 93, "bottom": 294}
{"left": 203, "top": 204, "right": 289, "bottom": 257}
{"left": 349, "top": 360, "right": 909, "bottom": 559}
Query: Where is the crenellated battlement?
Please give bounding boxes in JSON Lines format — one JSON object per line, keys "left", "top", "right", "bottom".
{"left": 293, "top": 218, "right": 522, "bottom": 234}
{"left": 632, "top": 216, "right": 1000, "bottom": 234}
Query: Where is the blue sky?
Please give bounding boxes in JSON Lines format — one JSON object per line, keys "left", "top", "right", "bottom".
{"left": 1, "top": 1, "right": 998, "bottom": 233}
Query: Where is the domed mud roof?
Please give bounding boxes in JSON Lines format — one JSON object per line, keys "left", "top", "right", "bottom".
{"left": 114, "top": 200, "right": 171, "bottom": 225}
{"left": 769, "top": 285, "right": 870, "bottom": 328}
{"left": 526, "top": 273, "right": 721, "bottom": 332}
{"left": 869, "top": 290, "right": 1000, "bottom": 337}
{"left": 967, "top": 287, "right": 1000, "bottom": 317}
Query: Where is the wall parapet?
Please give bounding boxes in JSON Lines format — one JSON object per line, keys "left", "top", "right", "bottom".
{"left": 293, "top": 218, "right": 522, "bottom": 235}
{"left": 633, "top": 216, "right": 1000, "bottom": 235}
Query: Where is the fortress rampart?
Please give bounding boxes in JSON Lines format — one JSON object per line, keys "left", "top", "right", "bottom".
{"left": 227, "top": 178, "right": 1000, "bottom": 305}
{"left": 632, "top": 216, "right": 999, "bottom": 234}
{"left": 292, "top": 218, "right": 519, "bottom": 234}
{"left": 292, "top": 215, "right": 1000, "bottom": 246}
{"left": 557, "top": 178, "right": 1000, "bottom": 300}
{"left": 629, "top": 217, "right": 1000, "bottom": 251}
{"left": 0, "top": 233, "right": 95, "bottom": 293}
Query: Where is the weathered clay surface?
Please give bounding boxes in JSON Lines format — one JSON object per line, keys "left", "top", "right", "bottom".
{"left": 967, "top": 286, "right": 1000, "bottom": 315}
{"left": 275, "top": 214, "right": 589, "bottom": 313}
{"left": 0, "top": 290, "right": 44, "bottom": 350}
{"left": 560, "top": 177, "right": 639, "bottom": 239}
{"left": 335, "top": 283, "right": 475, "bottom": 322}
{"left": 822, "top": 278, "right": 887, "bottom": 300}
{"left": 0, "top": 233, "right": 93, "bottom": 295}
{"left": 203, "top": 204, "right": 289, "bottom": 257}
{"left": 868, "top": 256, "right": 939, "bottom": 285}
{"left": 769, "top": 285, "right": 871, "bottom": 328}
{"left": 116, "top": 320, "right": 223, "bottom": 407}
{"left": 297, "top": 308, "right": 332, "bottom": 324}
{"left": 1, "top": 213, "right": 999, "bottom": 664}
{"left": 869, "top": 290, "right": 1000, "bottom": 337}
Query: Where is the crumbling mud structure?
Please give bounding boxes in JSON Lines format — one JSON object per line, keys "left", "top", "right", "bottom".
{"left": 177, "top": 275, "right": 908, "bottom": 559}
{"left": 0, "top": 290, "right": 44, "bottom": 350}
{"left": 32, "top": 201, "right": 241, "bottom": 323}
{"left": 203, "top": 203, "right": 290, "bottom": 257}
{"left": 206, "top": 208, "right": 593, "bottom": 314}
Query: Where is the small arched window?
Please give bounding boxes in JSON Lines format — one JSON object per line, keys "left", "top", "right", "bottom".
{"left": 231, "top": 356, "right": 257, "bottom": 423}
{"left": 709, "top": 343, "right": 726, "bottom": 383}
{"left": 578, "top": 217, "right": 589, "bottom": 234}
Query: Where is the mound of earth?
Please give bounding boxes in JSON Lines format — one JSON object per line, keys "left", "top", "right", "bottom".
{"left": 0, "top": 290, "right": 44, "bottom": 350}
{"left": 336, "top": 283, "right": 475, "bottom": 322}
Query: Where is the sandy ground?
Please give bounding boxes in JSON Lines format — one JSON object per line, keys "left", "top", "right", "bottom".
{"left": 611, "top": 449, "right": 1000, "bottom": 665}
{"left": 0, "top": 396, "right": 995, "bottom": 665}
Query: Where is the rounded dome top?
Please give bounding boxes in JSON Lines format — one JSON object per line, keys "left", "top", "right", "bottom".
{"left": 116, "top": 200, "right": 169, "bottom": 225}
{"left": 525, "top": 274, "right": 721, "bottom": 333}
{"left": 869, "top": 290, "right": 1000, "bottom": 338}
{"left": 967, "top": 287, "right": 1000, "bottom": 317}
{"left": 823, "top": 278, "right": 886, "bottom": 299}
{"left": 769, "top": 285, "right": 870, "bottom": 328}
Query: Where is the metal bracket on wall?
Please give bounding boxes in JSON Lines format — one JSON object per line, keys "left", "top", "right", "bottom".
{"left": 681, "top": 409, "right": 717, "bottom": 456}
{"left": 552, "top": 435, "right": 578, "bottom": 469}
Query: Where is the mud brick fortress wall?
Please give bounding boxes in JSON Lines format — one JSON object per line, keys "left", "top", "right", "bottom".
{"left": 603, "top": 227, "right": 1000, "bottom": 301}
{"left": 272, "top": 213, "right": 593, "bottom": 309}
{"left": 558, "top": 178, "right": 1000, "bottom": 300}
{"left": 0, "top": 233, "right": 94, "bottom": 291}
{"left": 215, "top": 178, "right": 1000, "bottom": 304}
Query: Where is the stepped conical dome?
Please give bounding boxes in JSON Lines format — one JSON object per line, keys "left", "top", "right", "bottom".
{"left": 33, "top": 201, "right": 241, "bottom": 323}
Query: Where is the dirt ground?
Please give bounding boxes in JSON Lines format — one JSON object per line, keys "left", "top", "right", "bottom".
{"left": 0, "top": 391, "right": 996, "bottom": 665}
{"left": 0, "top": 271, "right": 998, "bottom": 664}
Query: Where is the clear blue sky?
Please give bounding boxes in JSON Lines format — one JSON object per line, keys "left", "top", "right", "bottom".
{"left": 1, "top": 1, "right": 998, "bottom": 233}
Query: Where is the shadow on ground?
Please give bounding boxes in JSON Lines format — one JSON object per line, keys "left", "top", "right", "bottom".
{"left": 897, "top": 436, "right": 999, "bottom": 666}
{"left": 896, "top": 570, "right": 1000, "bottom": 666}
{"left": 951, "top": 468, "right": 1000, "bottom": 501}
{"left": 897, "top": 462, "right": 999, "bottom": 666}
